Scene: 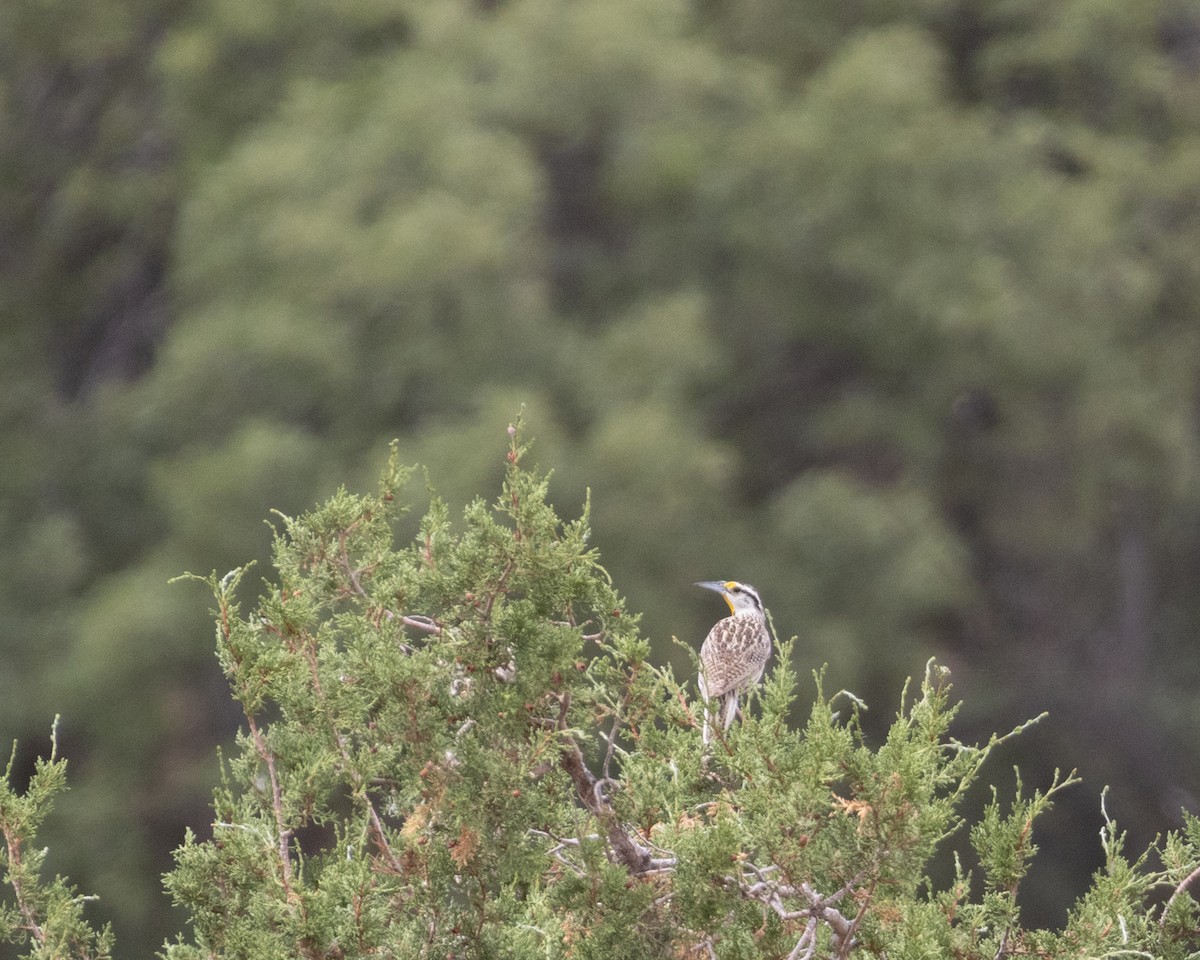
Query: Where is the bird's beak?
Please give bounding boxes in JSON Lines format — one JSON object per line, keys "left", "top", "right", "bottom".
{"left": 694, "top": 580, "right": 735, "bottom": 614}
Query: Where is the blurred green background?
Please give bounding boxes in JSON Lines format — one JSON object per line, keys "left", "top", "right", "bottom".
{"left": 5, "top": 0, "right": 1200, "bottom": 953}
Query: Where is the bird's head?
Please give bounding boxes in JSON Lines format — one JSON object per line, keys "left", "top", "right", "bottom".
{"left": 695, "top": 580, "right": 764, "bottom": 617}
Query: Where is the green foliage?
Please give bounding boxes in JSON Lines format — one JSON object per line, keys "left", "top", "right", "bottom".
{"left": 7, "top": 439, "right": 1200, "bottom": 955}
{"left": 7, "top": 0, "right": 1200, "bottom": 950}
{"left": 152, "top": 437, "right": 1200, "bottom": 957}
{"left": 0, "top": 720, "right": 112, "bottom": 960}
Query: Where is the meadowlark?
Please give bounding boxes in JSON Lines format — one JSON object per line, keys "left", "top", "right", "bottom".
{"left": 695, "top": 580, "right": 771, "bottom": 744}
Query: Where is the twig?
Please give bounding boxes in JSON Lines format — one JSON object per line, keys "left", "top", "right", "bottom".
{"left": 602, "top": 692, "right": 627, "bottom": 782}
{"left": 338, "top": 529, "right": 368, "bottom": 598}
{"left": 399, "top": 615, "right": 441, "bottom": 635}
{"left": 837, "top": 875, "right": 876, "bottom": 959}
{"left": 246, "top": 714, "right": 295, "bottom": 897}
{"left": 994, "top": 924, "right": 1011, "bottom": 960}
{"left": 337, "top": 528, "right": 436, "bottom": 649}
{"left": 364, "top": 799, "right": 406, "bottom": 875}
{"left": 528, "top": 828, "right": 601, "bottom": 848}
{"left": 481, "top": 559, "right": 516, "bottom": 622}
{"left": 1160, "top": 861, "right": 1200, "bottom": 928}
{"left": 2, "top": 826, "right": 45, "bottom": 946}
{"left": 527, "top": 829, "right": 594, "bottom": 878}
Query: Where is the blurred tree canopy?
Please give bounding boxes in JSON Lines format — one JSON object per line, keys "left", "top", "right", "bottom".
{"left": 4, "top": 0, "right": 1200, "bottom": 953}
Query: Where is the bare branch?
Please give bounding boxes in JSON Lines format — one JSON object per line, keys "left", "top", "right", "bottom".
{"left": 527, "top": 829, "right": 595, "bottom": 878}
{"left": 728, "top": 865, "right": 860, "bottom": 958}
{"left": 602, "top": 696, "right": 625, "bottom": 782}
{"left": 398, "top": 614, "right": 441, "bottom": 635}
{"left": 1160, "top": 861, "right": 1200, "bottom": 929}
{"left": 550, "top": 692, "right": 658, "bottom": 875}
{"left": 787, "top": 917, "right": 819, "bottom": 960}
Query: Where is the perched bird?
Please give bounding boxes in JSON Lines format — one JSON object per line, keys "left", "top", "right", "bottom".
{"left": 695, "top": 580, "right": 771, "bottom": 744}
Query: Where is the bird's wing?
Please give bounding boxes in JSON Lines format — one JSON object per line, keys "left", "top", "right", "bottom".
{"left": 699, "top": 616, "right": 769, "bottom": 698}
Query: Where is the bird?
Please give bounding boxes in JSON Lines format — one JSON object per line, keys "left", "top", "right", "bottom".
{"left": 694, "top": 580, "right": 771, "bottom": 744}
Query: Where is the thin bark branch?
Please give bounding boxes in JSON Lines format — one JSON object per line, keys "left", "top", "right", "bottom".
{"left": 398, "top": 615, "right": 441, "bottom": 635}
{"left": 2, "top": 826, "right": 45, "bottom": 946}
{"left": 550, "top": 692, "right": 656, "bottom": 875}
{"left": 1161, "top": 861, "right": 1200, "bottom": 928}
{"left": 729, "top": 865, "right": 860, "bottom": 958}
{"left": 246, "top": 714, "right": 295, "bottom": 898}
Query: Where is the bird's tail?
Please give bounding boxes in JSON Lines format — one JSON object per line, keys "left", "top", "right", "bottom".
{"left": 701, "top": 692, "right": 740, "bottom": 745}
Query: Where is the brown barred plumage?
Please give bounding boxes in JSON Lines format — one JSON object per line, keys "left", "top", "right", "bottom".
{"left": 695, "top": 581, "right": 771, "bottom": 744}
